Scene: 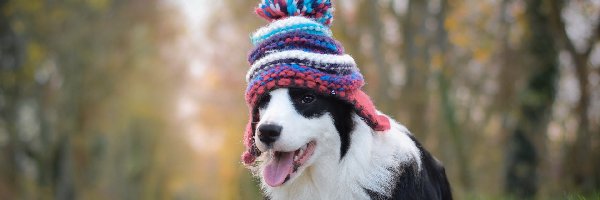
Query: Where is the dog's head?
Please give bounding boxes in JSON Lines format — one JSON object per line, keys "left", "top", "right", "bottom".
{"left": 253, "top": 87, "right": 355, "bottom": 187}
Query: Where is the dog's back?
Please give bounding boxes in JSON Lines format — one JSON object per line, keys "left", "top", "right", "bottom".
{"left": 366, "top": 135, "right": 453, "bottom": 200}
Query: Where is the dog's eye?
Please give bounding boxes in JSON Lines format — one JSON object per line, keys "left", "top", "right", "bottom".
{"left": 300, "top": 94, "right": 315, "bottom": 104}
{"left": 257, "top": 94, "right": 271, "bottom": 109}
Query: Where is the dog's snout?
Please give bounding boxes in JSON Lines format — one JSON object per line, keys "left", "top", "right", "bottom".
{"left": 258, "top": 124, "right": 282, "bottom": 146}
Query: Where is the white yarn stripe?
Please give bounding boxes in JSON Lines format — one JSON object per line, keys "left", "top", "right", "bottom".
{"left": 251, "top": 16, "right": 332, "bottom": 44}
{"left": 246, "top": 50, "right": 357, "bottom": 82}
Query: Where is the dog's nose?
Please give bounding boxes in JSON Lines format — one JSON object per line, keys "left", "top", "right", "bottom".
{"left": 258, "top": 124, "right": 282, "bottom": 146}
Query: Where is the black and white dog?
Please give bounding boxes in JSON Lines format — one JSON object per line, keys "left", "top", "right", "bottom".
{"left": 251, "top": 87, "right": 452, "bottom": 199}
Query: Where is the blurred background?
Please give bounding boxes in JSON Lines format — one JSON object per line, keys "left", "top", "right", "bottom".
{"left": 0, "top": 0, "right": 599, "bottom": 199}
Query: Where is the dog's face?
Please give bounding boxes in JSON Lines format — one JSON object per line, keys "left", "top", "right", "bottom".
{"left": 254, "top": 88, "right": 355, "bottom": 187}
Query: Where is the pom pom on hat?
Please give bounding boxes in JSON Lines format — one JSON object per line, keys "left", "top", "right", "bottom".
{"left": 256, "top": 0, "right": 334, "bottom": 26}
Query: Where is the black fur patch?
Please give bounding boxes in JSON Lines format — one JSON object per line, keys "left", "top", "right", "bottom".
{"left": 364, "top": 187, "right": 388, "bottom": 200}
{"left": 257, "top": 93, "right": 271, "bottom": 110}
{"left": 408, "top": 135, "right": 452, "bottom": 200}
{"left": 288, "top": 88, "right": 355, "bottom": 159}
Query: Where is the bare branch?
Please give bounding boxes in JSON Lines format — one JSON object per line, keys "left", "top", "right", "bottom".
{"left": 549, "top": 1, "right": 577, "bottom": 56}
{"left": 582, "top": 15, "right": 600, "bottom": 59}
{"left": 549, "top": 0, "right": 600, "bottom": 62}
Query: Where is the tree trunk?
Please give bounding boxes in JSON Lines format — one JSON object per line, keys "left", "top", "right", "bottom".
{"left": 364, "top": 0, "right": 391, "bottom": 112}
{"left": 0, "top": 0, "right": 24, "bottom": 197}
{"left": 504, "top": 0, "right": 558, "bottom": 198}
{"left": 434, "top": 0, "right": 472, "bottom": 192}
{"left": 402, "top": 0, "right": 431, "bottom": 138}
{"left": 548, "top": 0, "right": 599, "bottom": 193}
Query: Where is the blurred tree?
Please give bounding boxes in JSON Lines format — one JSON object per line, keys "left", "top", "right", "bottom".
{"left": 433, "top": 0, "right": 472, "bottom": 193}
{"left": 0, "top": 0, "right": 23, "bottom": 198}
{"left": 401, "top": 0, "right": 432, "bottom": 140}
{"left": 0, "top": 0, "right": 193, "bottom": 199}
{"left": 549, "top": 0, "right": 600, "bottom": 194}
{"left": 363, "top": 0, "right": 391, "bottom": 112}
{"left": 199, "top": 0, "right": 264, "bottom": 199}
{"left": 504, "top": 0, "right": 559, "bottom": 198}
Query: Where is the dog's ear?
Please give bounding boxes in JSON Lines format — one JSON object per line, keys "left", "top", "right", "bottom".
{"left": 251, "top": 93, "right": 271, "bottom": 158}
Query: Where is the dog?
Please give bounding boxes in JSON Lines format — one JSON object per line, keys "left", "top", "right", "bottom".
{"left": 250, "top": 87, "right": 452, "bottom": 200}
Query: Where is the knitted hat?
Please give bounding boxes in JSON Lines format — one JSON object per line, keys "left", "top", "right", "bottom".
{"left": 242, "top": 0, "right": 390, "bottom": 166}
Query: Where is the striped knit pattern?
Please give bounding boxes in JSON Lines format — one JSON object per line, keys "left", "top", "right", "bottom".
{"left": 248, "top": 30, "right": 343, "bottom": 63}
{"left": 251, "top": 16, "right": 332, "bottom": 45}
{"left": 242, "top": 0, "right": 390, "bottom": 166}
{"left": 247, "top": 50, "right": 357, "bottom": 82}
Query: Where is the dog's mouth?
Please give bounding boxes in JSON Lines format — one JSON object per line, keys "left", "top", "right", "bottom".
{"left": 263, "top": 141, "right": 316, "bottom": 187}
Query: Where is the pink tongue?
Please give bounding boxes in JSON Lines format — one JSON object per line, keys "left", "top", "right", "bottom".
{"left": 263, "top": 151, "right": 295, "bottom": 187}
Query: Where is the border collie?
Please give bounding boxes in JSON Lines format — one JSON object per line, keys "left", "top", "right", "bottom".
{"left": 250, "top": 87, "right": 452, "bottom": 199}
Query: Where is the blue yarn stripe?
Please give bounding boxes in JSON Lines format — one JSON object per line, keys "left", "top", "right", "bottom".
{"left": 287, "top": 0, "right": 296, "bottom": 15}
{"left": 252, "top": 23, "right": 331, "bottom": 45}
{"left": 303, "top": 0, "right": 311, "bottom": 13}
